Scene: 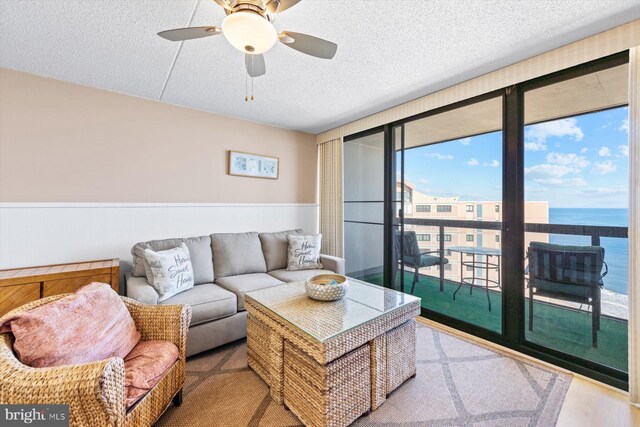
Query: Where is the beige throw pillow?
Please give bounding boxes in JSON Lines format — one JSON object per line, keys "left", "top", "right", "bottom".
{"left": 286, "top": 234, "right": 323, "bottom": 271}
{"left": 143, "top": 243, "right": 195, "bottom": 302}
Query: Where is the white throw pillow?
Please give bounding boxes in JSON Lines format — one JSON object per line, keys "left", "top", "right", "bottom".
{"left": 286, "top": 234, "right": 323, "bottom": 271}
{"left": 143, "top": 243, "right": 195, "bottom": 302}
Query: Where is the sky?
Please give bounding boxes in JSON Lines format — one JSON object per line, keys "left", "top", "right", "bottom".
{"left": 402, "top": 106, "right": 629, "bottom": 209}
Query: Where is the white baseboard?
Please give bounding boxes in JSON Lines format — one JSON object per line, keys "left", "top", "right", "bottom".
{"left": 0, "top": 203, "right": 319, "bottom": 271}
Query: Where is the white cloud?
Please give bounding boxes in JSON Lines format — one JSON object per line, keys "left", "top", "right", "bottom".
{"left": 459, "top": 137, "right": 472, "bottom": 146}
{"left": 546, "top": 152, "right": 590, "bottom": 168}
{"left": 619, "top": 119, "right": 629, "bottom": 133}
{"left": 618, "top": 145, "right": 629, "bottom": 157}
{"left": 598, "top": 147, "right": 612, "bottom": 157}
{"left": 524, "top": 161, "right": 588, "bottom": 187}
{"left": 527, "top": 187, "right": 548, "bottom": 194}
{"left": 535, "top": 177, "right": 587, "bottom": 187}
{"left": 466, "top": 158, "right": 479, "bottom": 166}
{"left": 592, "top": 160, "right": 617, "bottom": 175}
{"left": 580, "top": 147, "right": 589, "bottom": 153}
{"left": 587, "top": 187, "right": 628, "bottom": 196}
{"left": 426, "top": 153, "right": 454, "bottom": 160}
{"left": 481, "top": 160, "right": 500, "bottom": 168}
{"left": 525, "top": 164, "right": 579, "bottom": 179}
{"left": 524, "top": 141, "right": 547, "bottom": 152}
{"left": 524, "top": 118, "right": 584, "bottom": 152}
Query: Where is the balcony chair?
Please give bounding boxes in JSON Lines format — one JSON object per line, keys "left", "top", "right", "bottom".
{"left": 526, "top": 242, "right": 607, "bottom": 348}
{"left": 394, "top": 231, "right": 449, "bottom": 294}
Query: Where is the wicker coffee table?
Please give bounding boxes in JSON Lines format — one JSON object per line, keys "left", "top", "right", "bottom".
{"left": 245, "top": 278, "right": 420, "bottom": 427}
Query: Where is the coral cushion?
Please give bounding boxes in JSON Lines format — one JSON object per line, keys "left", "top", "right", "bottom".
{"left": 124, "top": 340, "right": 179, "bottom": 408}
{"left": 0, "top": 282, "right": 141, "bottom": 367}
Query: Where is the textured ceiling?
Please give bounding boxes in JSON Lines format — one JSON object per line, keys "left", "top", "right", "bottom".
{"left": 1, "top": 0, "right": 639, "bottom": 135}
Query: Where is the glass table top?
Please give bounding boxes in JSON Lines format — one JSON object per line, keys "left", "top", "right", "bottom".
{"left": 245, "top": 278, "right": 420, "bottom": 343}
{"left": 448, "top": 246, "right": 502, "bottom": 256}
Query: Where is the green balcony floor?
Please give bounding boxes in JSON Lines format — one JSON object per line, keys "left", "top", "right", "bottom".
{"left": 359, "top": 272, "right": 628, "bottom": 372}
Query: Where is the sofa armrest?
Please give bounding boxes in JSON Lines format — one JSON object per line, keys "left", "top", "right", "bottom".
{"left": 125, "top": 274, "right": 159, "bottom": 305}
{"left": 0, "top": 334, "right": 126, "bottom": 426}
{"left": 121, "top": 298, "right": 192, "bottom": 360}
{"left": 320, "top": 254, "right": 345, "bottom": 275}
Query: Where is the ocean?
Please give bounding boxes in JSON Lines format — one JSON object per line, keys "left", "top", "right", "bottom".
{"left": 548, "top": 208, "right": 628, "bottom": 295}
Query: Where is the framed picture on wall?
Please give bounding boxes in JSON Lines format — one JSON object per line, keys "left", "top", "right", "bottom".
{"left": 228, "top": 151, "right": 279, "bottom": 179}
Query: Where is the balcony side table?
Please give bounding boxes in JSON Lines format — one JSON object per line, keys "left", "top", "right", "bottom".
{"left": 449, "top": 246, "right": 501, "bottom": 311}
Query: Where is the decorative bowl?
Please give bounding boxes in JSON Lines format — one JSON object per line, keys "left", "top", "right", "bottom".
{"left": 305, "top": 274, "right": 349, "bottom": 301}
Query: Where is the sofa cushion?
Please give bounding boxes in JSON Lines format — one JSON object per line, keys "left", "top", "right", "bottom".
{"left": 160, "top": 283, "right": 236, "bottom": 326}
{"left": 125, "top": 275, "right": 159, "bottom": 305}
{"left": 124, "top": 340, "right": 179, "bottom": 409}
{"left": 0, "top": 283, "right": 140, "bottom": 368}
{"left": 215, "top": 273, "right": 283, "bottom": 310}
{"left": 268, "top": 269, "right": 337, "bottom": 283}
{"left": 259, "top": 229, "right": 304, "bottom": 271}
{"left": 211, "top": 232, "right": 267, "bottom": 278}
{"left": 132, "top": 236, "right": 214, "bottom": 285}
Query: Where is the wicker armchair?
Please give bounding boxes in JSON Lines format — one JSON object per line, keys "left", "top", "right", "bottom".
{"left": 0, "top": 295, "right": 192, "bottom": 427}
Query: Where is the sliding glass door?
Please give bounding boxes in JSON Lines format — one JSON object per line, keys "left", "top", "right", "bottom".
{"left": 522, "top": 60, "right": 629, "bottom": 375}
{"left": 341, "top": 52, "right": 629, "bottom": 389}
{"left": 393, "top": 95, "right": 505, "bottom": 333}
{"left": 343, "top": 129, "right": 385, "bottom": 284}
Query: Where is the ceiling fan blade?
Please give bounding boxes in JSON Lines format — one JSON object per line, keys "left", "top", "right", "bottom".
{"left": 245, "top": 53, "right": 266, "bottom": 77}
{"left": 279, "top": 31, "right": 337, "bottom": 59}
{"left": 266, "top": 0, "right": 302, "bottom": 14}
{"left": 157, "top": 26, "right": 221, "bottom": 42}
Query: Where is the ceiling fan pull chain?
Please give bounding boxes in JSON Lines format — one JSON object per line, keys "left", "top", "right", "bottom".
{"left": 250, "top": 55, "right": 254, "bottom": 101}
{"left": 245, "top": 70, "right": 248, "bottom": 102}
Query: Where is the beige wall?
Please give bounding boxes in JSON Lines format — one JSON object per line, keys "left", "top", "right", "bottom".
{"left": 0, "top": 68, "right": 317, "bottom": 203}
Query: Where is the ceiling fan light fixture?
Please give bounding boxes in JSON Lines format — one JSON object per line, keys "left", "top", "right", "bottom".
{"left": 222, "top": 11, "right": 277, "bottom": 55}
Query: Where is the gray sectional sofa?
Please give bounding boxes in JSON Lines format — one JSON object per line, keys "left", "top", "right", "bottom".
{"left": 125, "top": 229, "right": 345, "bottom": 357}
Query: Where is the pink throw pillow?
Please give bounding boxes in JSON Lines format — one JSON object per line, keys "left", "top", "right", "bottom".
{"left": 124, "top": 340, "right": 179, "bottom": 408}
{"left": 0, "top": 282, "right": 141, "bottom": 367}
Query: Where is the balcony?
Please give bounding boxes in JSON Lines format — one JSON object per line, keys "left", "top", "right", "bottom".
{"left": 355, "top": 218, "right": 629, "bottom": 373}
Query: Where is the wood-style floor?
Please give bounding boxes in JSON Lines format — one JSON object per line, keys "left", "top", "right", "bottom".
{"left": 417, "top": 317, "right": 640, "bottom": 427}
{"left": 558, "top": 377, "right": 640, "bottom": 427}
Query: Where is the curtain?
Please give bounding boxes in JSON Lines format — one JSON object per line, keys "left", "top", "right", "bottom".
{"left": 318, "top": 138, "right": 344, "bottom": 257}
{"left": 629, "top": 46, "right": 639, "bottom": 406}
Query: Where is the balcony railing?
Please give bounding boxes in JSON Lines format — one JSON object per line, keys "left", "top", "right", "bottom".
{"left": 387, "top": 217, "right": 629, "bottom": 372}
{"left": 397, "top": 217, "right": 628, "bottom": 295}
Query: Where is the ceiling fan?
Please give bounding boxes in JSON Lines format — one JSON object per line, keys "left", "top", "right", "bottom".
{"left": 157, "top": 0, "right": 337, "bottom": 81}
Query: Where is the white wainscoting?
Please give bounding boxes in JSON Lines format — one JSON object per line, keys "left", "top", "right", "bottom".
{"left": 0, "top": 203, "right": 319, "bottom": 272}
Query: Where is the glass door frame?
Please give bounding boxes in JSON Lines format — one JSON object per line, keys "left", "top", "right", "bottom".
{"left": 343, "top": 126, "right": 386, "bottom": 282}
{"left": 389, "top": 88, "right": 511, "bottom": 340}
{"left": 346, "top": 50, "right": 629, "bottom": 390}
{"left": 390, "top": 90, "right": 507, "bottom": 302}
{"left": 515, "top": 51, "right": 629, "bottom": 389}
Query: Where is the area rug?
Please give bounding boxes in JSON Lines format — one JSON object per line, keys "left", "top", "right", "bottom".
{"left": 156, "top": 323, "right": 571, "bottom": 426}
